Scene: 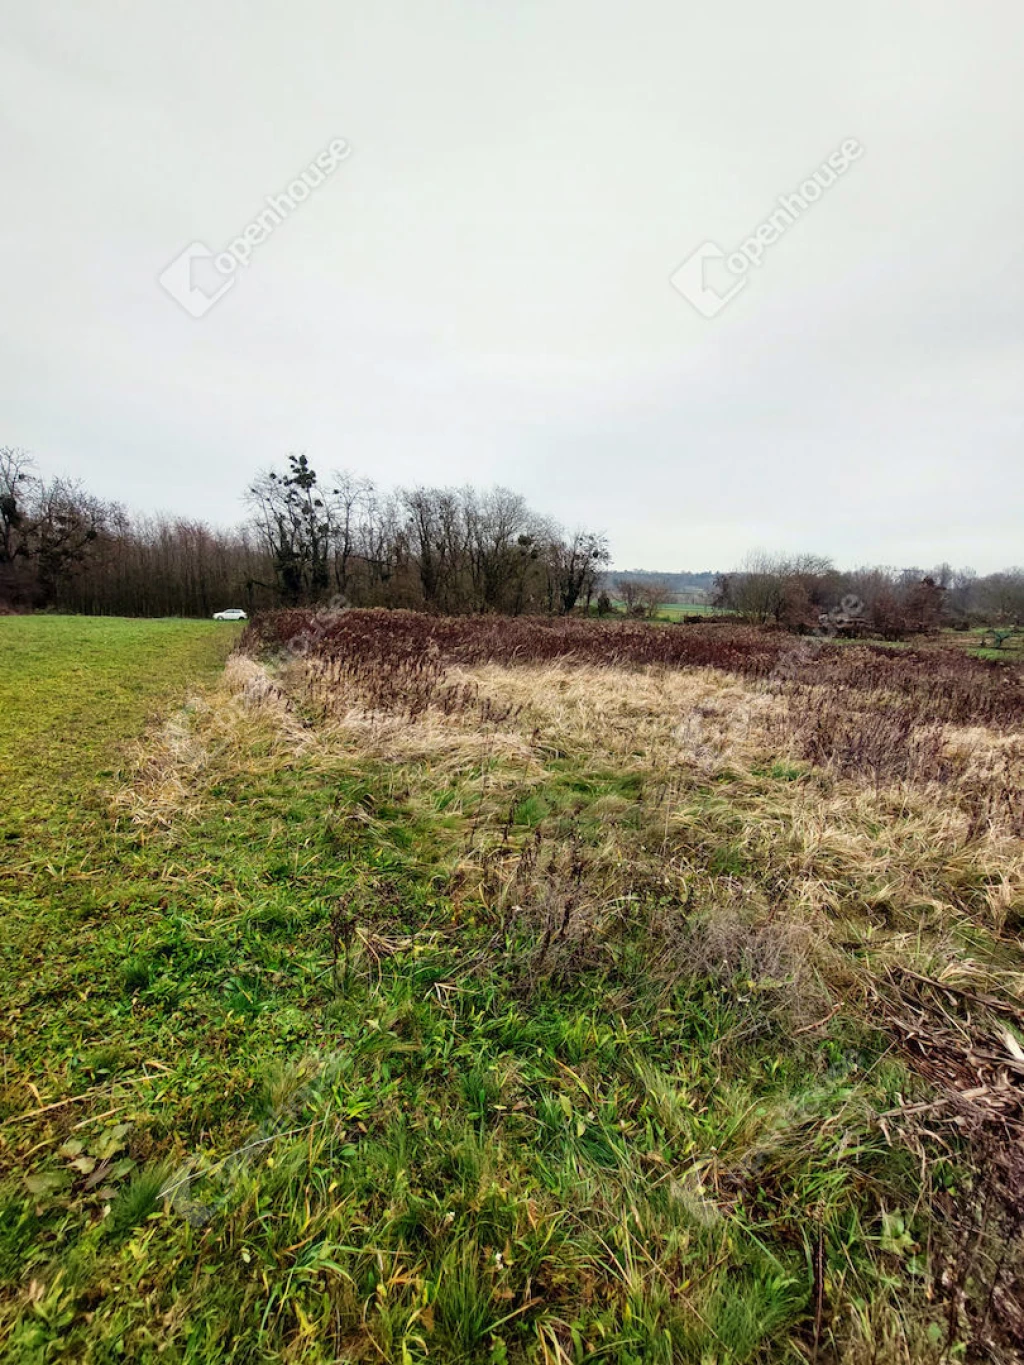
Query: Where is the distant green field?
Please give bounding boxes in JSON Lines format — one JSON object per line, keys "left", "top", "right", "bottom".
{"left": 607, "top": 600, "right": 729, "bottom": 620}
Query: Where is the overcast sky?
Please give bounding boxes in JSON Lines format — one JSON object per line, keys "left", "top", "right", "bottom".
{"left": 2, "top": 1, "right": 1021, "bottom": 572}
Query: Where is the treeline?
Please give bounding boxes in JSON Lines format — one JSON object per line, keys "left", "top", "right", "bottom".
{"left": 0, "top": 449, "right": 609, "bottom": 618}
{"left": 3, "top": 446, "right": 1019, "bottom": 631}
{"left": 714, "top": 552, "right": 1024, "bottom": 638}
{"left": 246, "top": 455, "right": 609, "bottom": 616}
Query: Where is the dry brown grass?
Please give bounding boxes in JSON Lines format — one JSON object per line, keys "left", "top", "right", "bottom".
{"left": 115, "top": 635, "right": 1024, "bottom": 1131}
{"left": 112, "top": 656, "right": 315, "bottom": 832}
{"left": 292, "top": 651, "right": 1019, "bottom": 884}
{"left": 95, "top": 624, "right": 1024, "bottom": 1360}
{"left": 263, "top": 653, "right": 1023, "bottom": 1037}
{"left": 124, "top": 647, "right": 1024, "bottom": 977}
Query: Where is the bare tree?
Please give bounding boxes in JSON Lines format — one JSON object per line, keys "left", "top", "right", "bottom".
{"left": 549, "top": 530, "right": 610, "bottom": 615}
{"left": 247, "top": 454, "right": 334, "bottom": 604}
{"left": 328, "top": 470, "right": 373, "bottom": 601}
{"left": 638, "top": 576, "right": 673, "bottom": 619}
{"left": 615, "top": 577, "right": 644, "bottom": 615}
{"left": 32, "top": 479, "right": 107, "bottom": 601}
{"left": 978, "top": 569, "right": 1024, "bottom": 624}
{"left": 0, "top": 448, "right": 39, "bottom": 605}
{"left": 717, "top": 551, "right": 835, "bottom": 627}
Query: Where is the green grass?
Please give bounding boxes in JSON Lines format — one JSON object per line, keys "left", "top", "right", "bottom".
{"left": 0, "top": 616, "right": 237, "bottom": 835}
{"left": 650, "top": 602, "right": 727, "bottom": 620}
{"left": 605, "top": 600, "right": 731, "bottom": 622}
{"left": 0, "top": 617, "right": 1002, "bottom": 1362}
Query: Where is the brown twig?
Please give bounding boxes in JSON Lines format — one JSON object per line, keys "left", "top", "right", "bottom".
{"left": 794, "top": 1002, "right": 842, "bottom": 1035}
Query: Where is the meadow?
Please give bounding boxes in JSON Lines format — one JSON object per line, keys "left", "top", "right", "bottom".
{"left": 1, "top": 611, "right": 1022, "bottom": 1363}
{"left": 606, "top": 602, "right": 729, "bottom": 622}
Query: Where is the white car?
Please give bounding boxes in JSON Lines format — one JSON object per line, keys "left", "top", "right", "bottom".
{"left": 213, "top": 608, "right": 248, "bottom": 621}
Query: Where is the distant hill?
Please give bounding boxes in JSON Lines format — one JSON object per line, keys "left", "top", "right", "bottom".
{"left": 600, "top": 569, "right": 720, "bottom": 599}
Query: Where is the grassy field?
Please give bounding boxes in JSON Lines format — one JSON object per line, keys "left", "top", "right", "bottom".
{"left": 2, "top": 613, "right": 1023, "bottom": 1363}
{"left": 651, "top": 603, "right": 729, "bottom": 620}
{"left": 606, "top": 602, "right": 730, "bottom": 622}
{"left": 0, "top": 616, "right": 237, "bottom": 835}
{"left": 948, "top": 627, "right": 1024, "bottom": 664}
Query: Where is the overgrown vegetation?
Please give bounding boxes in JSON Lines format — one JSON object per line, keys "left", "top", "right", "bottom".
{"left": 246, "top": 608, "right": 1024, "bottom": 727}
{"left": 1, "top": 612, "right": 1022, "bottom": 1362}
{"left": 712, "top": 552, "right": 1024, "bottom": 638}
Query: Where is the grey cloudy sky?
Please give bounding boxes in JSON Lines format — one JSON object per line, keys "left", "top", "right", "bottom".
{"left": 2, "top": 1, "right": 1021, "bottom": 572}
